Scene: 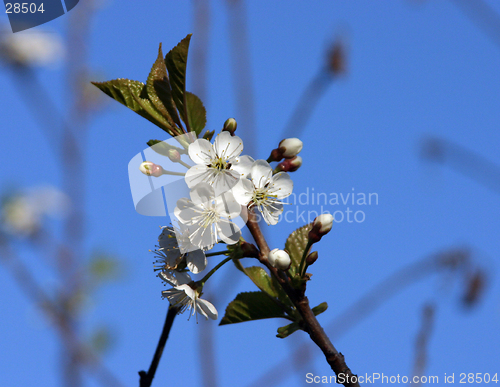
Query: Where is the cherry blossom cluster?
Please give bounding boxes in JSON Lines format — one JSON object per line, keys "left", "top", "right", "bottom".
{"left": 142, "top": 123, "right": 303, "bottom": 319}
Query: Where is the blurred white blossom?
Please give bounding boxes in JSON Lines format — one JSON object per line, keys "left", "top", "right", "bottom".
{"left": 0, "top": 28, "right": 64, "bottom": 67}
{"left": 2, "top": 186, "right": 70, "bottom": 236}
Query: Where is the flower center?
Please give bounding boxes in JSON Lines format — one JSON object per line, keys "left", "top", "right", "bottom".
{"left": 252, "top": 188, "right": 277, "bottom": 206}
{"left": 200, "top": 206, "right": 220, "bottom": 228}
{"left": 209, "top": 156, "right": 230, "bottom": 171}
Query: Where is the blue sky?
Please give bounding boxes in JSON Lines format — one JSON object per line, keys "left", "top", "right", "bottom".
{"left": 1, "top": 1, "right": 500, "bottom": 386}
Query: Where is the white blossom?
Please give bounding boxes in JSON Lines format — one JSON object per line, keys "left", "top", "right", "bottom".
{"left": 185, "top": 131, "right": 253, "bottom": 195}
{"left": 0, "top": 30, "right": 64, "bottom": 67}
{"left": 156, "top": 226, "right": 207, "bottom": 274}
{"left": 232, "top": 160, "right": 293, "bottom": 225}
{"left": 162, "top": 284, "right": 218, "bottom": 320}
{"left": 2, "top": 186, "right": 69, "bottom": 236}
{"left": 174, "top": 183, "right": 242, "bottom": 250}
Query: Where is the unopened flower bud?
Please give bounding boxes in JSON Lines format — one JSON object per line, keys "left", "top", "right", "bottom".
{"left": 268, "top": 248, "right": 291, "bottom": 270}
{"left": 308, "top": 214, "right": 334, "bottom": 243}
{"left": 139, "top": 161, "right": 164, "bottom": 177}
{"left": 222, "top": 118, "right": 237, "bottom": 135}
{"left": 167, "top": 149, "right": 181, "bottom": 163}
{"left": 275, "top": 156, "right": 302, "bottom": 173}
{"left": 279, "top": 138, "right": 303, "bottom": 158}
{"left": 241, "top": 241, "right": 259, "bottom": 258}
{"left": 306, "top": 251, "right": 318, "bottom": 266}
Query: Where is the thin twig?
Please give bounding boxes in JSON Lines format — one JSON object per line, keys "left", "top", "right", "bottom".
{"left": 412, "top": 303, "right": 436, "bottom": 384}
{"left": 139, "top": 306, "right": 179, "bottom": 387}
{"left": 280, "top": 70, "right": 333, "bottom": 140}
{"left": 451, "top": 0, "right": 500, "bottom": 49}
{"left": 0, "top": 246, "right": 125, "bottom": 387}
{"left": 422, "top": 137, "right": 500, "bottom": 194}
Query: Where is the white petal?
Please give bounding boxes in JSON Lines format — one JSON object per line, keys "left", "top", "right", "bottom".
{"left": 176, "top": 284, "right": 196, "bottom": 300}
{"left": 190, "top": 224, "right": 217, "bottom": 250}
{"left": 215, "top": 192, "right": 241, "bottom": 219}
{"left": 174, "top": 271, "right": 192, "bottom": 285}
{"left": 188, "top": 139, "right": 214, "bottom": 165}
{"left": 158, "top": 271, "right": 178, "bottom": 286}
{"left": 268, "top": 172, "right": 293, "bottom": 199}
{"left": 185, "top": 164, "right": 212, "bottom": 189}
{"left": 175, "top": 205, "right": 199, "bottom": 225}
{"left": 186, "top": 249, "right": 207, "bottom": 274}
{"left": 212, "top": 169, "right": 240, "bottom": 196}
{"left": 217, "top": 220, "right": 241, "bottom": 244}
{"left": 158, "top": 227, "right": 177, "bottom": 250}
{"left": 197, "top": 298, "right": 218, "bottom": 320}
{"left": 261, "top": 205, "right": 283, "bottom": 226}
{"left": 231, "top": 179, "right": 254, "bottom": 206}
{"left": 232, "top": 155, "right": 255, "bottom": 178}
{"left": 189, "top": 182, "right": 215, "bottom": 204}
{"left": 213, "top": 132, "right": 243, "bottom": 161}
{"left": 250, "top": 160, "right": 273, "bottom": 189}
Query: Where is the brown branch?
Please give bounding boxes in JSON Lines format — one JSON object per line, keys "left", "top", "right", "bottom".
{"left": 245, "top": 210, "right": 360, "bottom": 387}
{"left": 246, "top": 248, "right": 470, "bottom": 387}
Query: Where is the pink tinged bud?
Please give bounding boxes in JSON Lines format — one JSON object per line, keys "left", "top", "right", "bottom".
{"left": 278, "top": 138, "right": 303, "bottom": 158}
{"left": 139, "top": 161, "right": 164, "bottom": 177}
{"left": 222, "top": 118, "right": 237, "bottom": 134}
{"left": 168, "top": 149, "right": 181, "bottom": 163}
{"left": 276, "top": 156, "right": 302, "bottom": 173}
{"left": 308, "top": 213, "right": 334, "bottom": 243}
{"left": 268, "top": 248, "right": 291, "bottom": 270}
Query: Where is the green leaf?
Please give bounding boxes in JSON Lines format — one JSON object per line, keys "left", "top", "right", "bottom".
{"left": 285, "top": 223, "right": 313, "bottom": 276}
{"left": 220, "top": 291, "right": 288, "bottom": 325}
{"left": 185, "top": 92, "right": 206, "bottom": 135}
{"left": 243, "top": 266, "right": 280, "bottom": 298}
{"left": 165, "top": 34, "right": 191, "bottom": 129}
{"left": 146, "top": 43, "right": 183, "bottom": 129}
{"left": 276, "top": 322, "right": 301, "bottom": 338}
{"left": 92, "top": 79, "right": 147, "bottom": 114}
{"left": 312, "top": 302, "right": 328, "bottom": 316}
{"left": 91, "top": 79, "right": 175, "bottom": 135}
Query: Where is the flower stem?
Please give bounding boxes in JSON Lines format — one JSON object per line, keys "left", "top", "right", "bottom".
{"left": 298, "top": 239, "right": 313, "bottom": 277}
{"left": 245, "top": 209, "right": 360, "bottom": 387}
{"left": 161, "top": 170, "right": 185, "bottom": 177}
{"left": 199, "top": 256, "right": 234, "bottom": 285}
{"left": 205, "top": 250, "right": 231, "bottom": 257}
{"left": 178, "top": 159, "right": 192, "bottom": 169}
{"left": 139, "top": 305, "right": 180, "bottom": 387}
